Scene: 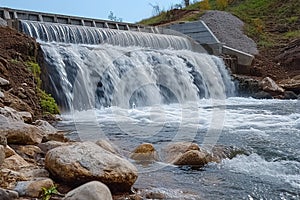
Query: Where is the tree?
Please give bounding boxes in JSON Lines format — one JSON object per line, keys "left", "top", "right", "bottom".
{"left": 108, "top": 11, "right": 123, "bottom": 22}
{"left": 199, "top": 0, "right": 211, "bottom": 10}
{"left": 183, "top": 0, "right": 190, "bottom": 7}
{"left": 216, "top": 0, "right": 228, "bottom": 10}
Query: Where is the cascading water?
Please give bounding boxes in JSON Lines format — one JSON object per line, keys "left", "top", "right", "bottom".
{"left": 20, "top": 20, "right": 235, "bottom": 111}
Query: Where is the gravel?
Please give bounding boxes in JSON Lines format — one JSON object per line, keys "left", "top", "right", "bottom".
{"left": 200, "top": 10, "right": 258, "bottom": 55}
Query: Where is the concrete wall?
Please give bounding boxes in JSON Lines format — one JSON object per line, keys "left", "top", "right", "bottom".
{"left": 166, "top": 20, "right": 254, "bottom": 66}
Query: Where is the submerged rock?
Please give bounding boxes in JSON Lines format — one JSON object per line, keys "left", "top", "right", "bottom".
{"left": 130, "top": 143, "right": 159, "bottom": 162}
{"left": 45, "top": 142, "right": 138, "bottom": 193}
{"left": 63, "top": 181, "right": 113, "bottom": 200}
{"left": 173, "top": 150, "right": 209, "bottom": 167}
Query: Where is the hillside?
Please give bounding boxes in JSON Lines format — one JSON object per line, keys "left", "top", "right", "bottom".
{"left": 139, "top": 0, "right": 300, "bottom": 81}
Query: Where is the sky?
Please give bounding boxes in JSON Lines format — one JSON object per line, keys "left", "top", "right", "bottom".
{"left": 0, "top": 0, "right": 183, "bottom": 23}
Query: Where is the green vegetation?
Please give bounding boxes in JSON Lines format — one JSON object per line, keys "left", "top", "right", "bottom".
{"left": 139, "top": 0, "right": 300, "bottom": 49}
{"left": 26, "top": 61, "right": 60, "bottom": 115}
{"left": 41, "top": 186, "right": 58, "bottom": 200}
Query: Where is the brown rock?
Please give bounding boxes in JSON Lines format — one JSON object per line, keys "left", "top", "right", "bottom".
{"left": 173, "top": 150, "right": 209, "bottom": 167}
{"left": 17, "top": 111, "right": 32, "bottom": 123}
{"left": 130, "top": 143, "right": 158, "bottom": 161}
{"left": 1, "top": 122, "right": 44, "bottom": 145}
{"left": 12, "top": 145, "right": 44, "bottom": 163}
{"left": 0, "top": 145, "right": 5, "bottom": 167}
{"left": 2, "top": 154, "right": 32, "bottom": 171}
{"left": 45, "top": 142, "right": 138, "bottom": 193}
{"left": 4, "top": 145, "right": 17, "bottom": 158}
{"left": 38, "top": 141, "right": 70, "bottom": 153}
{"left": 14, "top": 178, "right": 54, "bottom": 197}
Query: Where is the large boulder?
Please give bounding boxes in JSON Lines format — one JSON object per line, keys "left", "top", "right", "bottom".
{"left": 0, "top": 122, "right": 44, "bottom": 145}
{"left": 0, "top": 188, "right": 19, "bottom": 200}
{"left": 45, "top": 142, "right": 138, "bottom": 193}
{"left": 63, "top": 181, "right": 113, "bottom": 200}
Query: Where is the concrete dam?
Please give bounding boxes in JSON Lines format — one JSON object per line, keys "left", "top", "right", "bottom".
{"left": 0, "top": 7, "right": 253, "bottom": 67}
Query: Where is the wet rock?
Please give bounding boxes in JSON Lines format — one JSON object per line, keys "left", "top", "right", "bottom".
{"left": 130, "top": 143, "right": 159, "bottom": 161}
{"left": 252, "top": 91, "right": 273, "bottom": 99}
{"left": 279, "top": 78, "right": 300, "bottom": 94}
{"left": 0, "top": 77, "right": 9, "bottom": 86}
{"left": 14, "top": 178, "right": 54, "bottom": 197}
{"left": 0, "top": 145, "right": 5, "bottom": 166}
{"left": 1, "top": 122, "right": 44, "bottom": 145}
{"left": 45, "top": 142, "right": 138, "bottom": 193}
{"left": 145, "top": 191, "right": 166, "bottom": 199}
{"left": 260, "top": 77, "right": 284, "bottom": 95}
{"left": 18, "top": 111, "right": 32, "bottom": 123}
{"left": 173, "top": 150, "right": 209, "bottom": 167}
{"left": 38, "top": 141, "right": 70, "bottom": 153}
{"left": 2, "top": 154, "right": 32, "bottom": 171}
{"left": 161, "top": 142, "right": 201, "bottom": 163}
{"left": 283, "top": 91, "right": 298, "bottom": 99}
{"left": 95, "top": 139, "right": 119, "bottom": 155}
{"left": 63, "top": 181, "right": 113, "bottom": 200}
{"left": 0, "top": 188, "right": 19, "bottom": 200}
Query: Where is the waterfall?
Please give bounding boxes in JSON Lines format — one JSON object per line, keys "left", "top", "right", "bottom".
{"left": 20, "top": 20, "right": 235, "bottom": 111}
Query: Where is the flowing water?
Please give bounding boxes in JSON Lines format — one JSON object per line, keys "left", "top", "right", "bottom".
{"left": 20, "top": 20, "right": 300, "bottom": 199}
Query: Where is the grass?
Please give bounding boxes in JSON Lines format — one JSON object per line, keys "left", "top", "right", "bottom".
{"left": 26, "top": 61, "right": 60, "bottom": 115}
{"left": 139, "top": 0, "right": 300, "bottom": 50}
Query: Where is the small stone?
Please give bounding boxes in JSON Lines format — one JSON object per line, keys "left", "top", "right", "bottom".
{"left": 21, "top": 83, "right": 28, "bottom": 87}
{"left": 23, "top": 168, "right": 49, "bottom": 178}
{"left": 18, "top": 111, "right": 32, "bottom": 123}
{"left": 0, "top": 77, "right": 9, "bottom": 86}
{"left": 17, "top": 87, "right": 25, "bottom": 93}
{"left": 173, "top": 150, "right": 209, "bottom": 167}
{"left": 63, "top": 181, "right": 113, "bottom": 200}
{"left": 14, "top": 178, "right": 54, "bottom": 197}
{"left": 17, "top": 91, "right": 27, "bottom": 99}
{"left": 0, "top": 135, "right": 7, "bottom": 147}
{"left": 0, "top": 90, "right": 4, "bottom": 98}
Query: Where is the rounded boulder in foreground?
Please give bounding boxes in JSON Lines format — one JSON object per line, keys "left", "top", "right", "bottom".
{"left": 45, "top": 142, "right": 138, "bottom": 193}
{"left": 63, "top": 181, "right": 112, "bottom": 200}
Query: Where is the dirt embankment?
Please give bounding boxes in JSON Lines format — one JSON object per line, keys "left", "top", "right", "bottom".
{"left": 0, "top": 26, "right": 43, "bottom": 119}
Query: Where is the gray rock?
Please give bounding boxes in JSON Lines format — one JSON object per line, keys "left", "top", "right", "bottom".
{"left": 45, "top": 142, "right": 138, "bottom": 193}
{"left": 34, "top": 120, "right": 57, "bottom": 134}
{"left": 38, "top": 141, "right": 70, "bottom": 153}
{"left": 0, "top": 77, "right": 9, "bottom": 86}
{"left": 18, "top": 111, "right": 32, "bottom": 123}
{"left": 0, "top": 107, "right": 23, "bottom": 122}
{"left": 0, "top": 90, "right": 4, "bottom": 99}
{"left": 0, "top": 145, "right": 5, "bottom": 166}
{"left": 260, "top": 77, "right": 284, "bottom": 94}
{"left": 95, "top": 139, "right": 119, "bottom": 155}
{"left": 252, "top": 91, "right": 273, "bottom": 99}
{"left": 0, "top": 188, "right": 19, "bottom": 200}
{"left": 283, "top": 91, "right": 298, "bottom": 99}
{"left": 63, "top": 181, "right": 113, "bottom": 200}
{"left": 14, "top": 178, "right": 54, "bottom": 197}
